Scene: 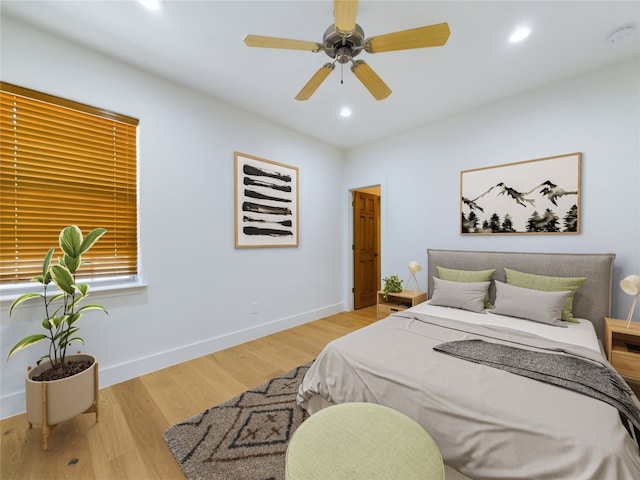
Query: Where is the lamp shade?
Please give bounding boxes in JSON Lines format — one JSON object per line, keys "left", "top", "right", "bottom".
{"left": 408, "top": 261, "right": 421, "bottom": 274}
{"left": 620, "top": 274, "right": 640, "bottom": 327}
{"left": 621, "top": 275, "right": 640, "bottom": 296}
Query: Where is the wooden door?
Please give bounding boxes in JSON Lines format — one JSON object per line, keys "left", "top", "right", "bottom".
{"left": 353, "top": 190, "right": 380, "bottom": 309}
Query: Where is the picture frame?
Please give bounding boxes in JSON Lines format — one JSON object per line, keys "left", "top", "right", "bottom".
{"left": 234, "top": 152, "right": 299, "bottom": 248}
{"left": 460, "top": 152, "right": 581, "bottom": 235}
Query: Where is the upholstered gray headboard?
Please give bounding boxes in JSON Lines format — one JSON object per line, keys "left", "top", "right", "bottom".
{"left": 427, "top": 249, "right": 615, "bottom": 342}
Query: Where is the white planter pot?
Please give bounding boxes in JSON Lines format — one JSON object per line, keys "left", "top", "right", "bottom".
{"left": 25, "top": 353, "right": 98, "bottom": 449}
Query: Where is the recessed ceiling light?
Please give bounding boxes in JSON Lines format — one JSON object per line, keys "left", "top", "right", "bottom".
{"left": 509, "top": 26, "right": 531, "bottom": 43}
{"left": 137, "top": 0, "right": 163, "bottom": 11}
{"left": 340, "top": 107, "right": 352, "bottom": 118}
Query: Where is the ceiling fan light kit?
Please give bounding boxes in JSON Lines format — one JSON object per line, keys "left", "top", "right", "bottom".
{"left": 243, "top": 0, "right": 450, "bottom": 101}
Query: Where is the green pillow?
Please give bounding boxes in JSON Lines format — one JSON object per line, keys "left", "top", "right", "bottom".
{"left": 437, "top": 266, "right": 496, "bottom": 308}
{"left": 504, "top": 268, "right": 586, "bottom": 322}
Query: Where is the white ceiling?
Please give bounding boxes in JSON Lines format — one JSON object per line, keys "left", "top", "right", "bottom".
{"left": 2, "top": 1, "right": 638, "bottom": 149}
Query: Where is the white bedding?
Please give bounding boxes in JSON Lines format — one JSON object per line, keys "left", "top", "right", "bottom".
{"left": 412, "top": 301, "right": 602, "bottom": 353}
{"left": 297, "top": 304, "right": 640, "bottom": 479}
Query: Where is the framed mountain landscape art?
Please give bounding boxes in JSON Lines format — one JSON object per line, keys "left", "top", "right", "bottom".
{"left": 461, "top": 152, "right": 581, "bottom": 235}
{"left": 234, "top": 152, "right": 299, "bottom": 247}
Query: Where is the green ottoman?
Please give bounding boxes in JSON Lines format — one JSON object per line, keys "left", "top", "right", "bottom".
{"left": 285, "top": 402, "right": 444, "bottom": 480}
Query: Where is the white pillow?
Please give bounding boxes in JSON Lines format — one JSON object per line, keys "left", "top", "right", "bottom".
{"left": 491, "top": 281, "right": 570, "bottom": 327}
{"left": 429, "top": 277, "right": 490, "bottom": 313}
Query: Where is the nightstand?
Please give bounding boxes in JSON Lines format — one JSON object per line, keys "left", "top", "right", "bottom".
{"left": 604, "top": 317, "right": 640, "bottom": 382}
{"left": 376, "top": 290, "right": 427, "bottom": 320}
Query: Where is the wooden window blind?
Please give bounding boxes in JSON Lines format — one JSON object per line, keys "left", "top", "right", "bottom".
{"left": 0, "top": 82, "right": 139, "bottom": 285}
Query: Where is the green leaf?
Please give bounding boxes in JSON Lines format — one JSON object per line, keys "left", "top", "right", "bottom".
{"left": 53, "top": 327, "right": 75, "bottom": 345}
{"left": 9, "top": 293, "right": 42, "bottom": 316}
{"left": 35, "top": 354, "right": 51, "bottom": 366}
{"left": 67, "top": 313, "right": 82, "bottom": 326}
{"left": 50, "top": 304, "right": 65, "bottom": 319}
{"left": 49, "top": 292, "right": 65, "bottom": 302}
{"left": 57, "top": 329, "right": 82, "bottom": 351}
{"left": 59, "top": 326, "right": 79, "bottom": 340}
{"left": 75, "top": 283, "right": 89, "bottom": 297}
{"left": 77, "top": 304, "right": 108, "bottom": 315}
{"left": 52, "top": 329, "right": 65, "bottom": 342}
{"left": 51, "top": 315, "right": 66, "bottom": 329}
{"left": 42, "top": 247, "right": 55, "bottom": 277}
{"left": 80, "top": 228, "right": 107, "bottom": 254}
{"left": 50, "top": 264, "right": 75, "bottom": 294}
{"left": 66, "top": 337, "right": 85, "bottom": 347}
{"left": 59, "top": 226, "right": 83, "bottom": 257}
{"left": 62, "top": 253, "right": 81, "bottom": 274}
{"left": 7, "top": 334, "right": 47, "bottom": 359}
{"left": 70, "top": 297, "right": 85, "bottom": 311}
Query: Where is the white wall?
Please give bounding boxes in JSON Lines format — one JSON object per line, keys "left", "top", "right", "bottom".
{"left": 0, "top": 18, "right": 345, "bottom": 419}
{"left": 343, "top": 58, "right": 640, "bottom": 321}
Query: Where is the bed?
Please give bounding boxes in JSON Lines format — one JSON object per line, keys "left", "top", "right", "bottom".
{"left": 297, "top": 249, "right": 640, "bottom": 479}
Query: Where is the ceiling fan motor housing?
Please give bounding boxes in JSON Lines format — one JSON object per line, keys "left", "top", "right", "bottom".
{"left": 323, "top": 23, "right": 365, "bottom": 63}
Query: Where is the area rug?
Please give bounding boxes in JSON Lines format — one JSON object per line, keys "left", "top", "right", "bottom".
{"left": 163, "top": 362, "right": 312, "bottom": 480}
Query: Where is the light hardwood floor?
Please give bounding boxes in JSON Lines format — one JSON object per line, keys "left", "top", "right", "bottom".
{"left": 1, "top": 306, "right": 378, "bottom": 480}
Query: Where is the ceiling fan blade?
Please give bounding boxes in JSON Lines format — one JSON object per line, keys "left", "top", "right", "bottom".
{"left": 351, "top": 60, "right": 391, "bottom": 100}
{"left": 334, "top": 0, "right": 358, "bottom": 33}
{"left": 243, "top": 34, "right": 322, "bottom": 52}
{"left": 364, "top": 22, "right": 450, "bottom": 53}
{"left": 295, "top": 63, "right": 336, "bottom": 101}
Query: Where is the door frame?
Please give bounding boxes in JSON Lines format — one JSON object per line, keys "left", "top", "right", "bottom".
{"left": 347, "top": 184, "right": 382, "bottom": 311}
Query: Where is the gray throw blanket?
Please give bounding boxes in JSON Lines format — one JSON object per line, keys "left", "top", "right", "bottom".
{"left": 434, "top": 339, "right": 640, "bottom": 445}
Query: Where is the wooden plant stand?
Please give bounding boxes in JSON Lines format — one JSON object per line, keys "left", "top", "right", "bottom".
{"left": 28, "top": 362, "right": 99, "bottom": 450}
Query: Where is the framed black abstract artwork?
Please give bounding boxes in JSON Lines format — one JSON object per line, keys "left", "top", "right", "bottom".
{"left": 235, "top": 152, "right": 299, "bottom": 247}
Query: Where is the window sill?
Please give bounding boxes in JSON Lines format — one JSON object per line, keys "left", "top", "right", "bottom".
{"left": 0, "top": 279, "right": 148, "bottom": 304}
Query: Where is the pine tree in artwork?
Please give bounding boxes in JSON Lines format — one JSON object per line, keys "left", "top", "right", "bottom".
{"left": 542, "top": 208, "right": 560, "bottom": 232}
{"left": 501, "top": 214, "right": 515, "bottom": 233}
{"left": 527, "top": 211, "right": 543, "bottom": 232}
{"left": 462, "top": 211, "right": 480, "bottom": 233}
{"left": 489, "top": 213, "right": 501, "bottom": 232}
{"left": 563, "top": 205, "right": 578, "bottom": 232}
{"left": 468, "top": 211, "right": 479, "bottom": 231}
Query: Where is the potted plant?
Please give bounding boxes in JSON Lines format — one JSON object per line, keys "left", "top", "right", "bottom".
{"left": 7, "top": 225, "right": 107, "bottom": 450}
{"left": 382, "top": 274, "right": 403, "bottom": 301}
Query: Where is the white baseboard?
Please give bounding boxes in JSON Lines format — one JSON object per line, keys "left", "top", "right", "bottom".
{"left": 1, "top": 303, "right": 344, "bottom": 419}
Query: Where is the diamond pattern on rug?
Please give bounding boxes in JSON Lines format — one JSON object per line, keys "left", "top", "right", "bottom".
{"left": 230, "top": 407, "right": 294, "bottom": 449}
{"left": 163, "top": 363, "right": 312, "bottom": 480}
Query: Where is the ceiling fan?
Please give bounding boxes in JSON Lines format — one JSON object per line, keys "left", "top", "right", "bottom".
{"left": 243, "top": 0, "right": 450, "bottom": 101}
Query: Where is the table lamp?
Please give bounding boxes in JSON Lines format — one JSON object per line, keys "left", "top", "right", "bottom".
{"left": 620, "top": 274, "right": 640, "bottom": 328}
{"left": 406, "top": 261, "right": 422, "bottom": 292}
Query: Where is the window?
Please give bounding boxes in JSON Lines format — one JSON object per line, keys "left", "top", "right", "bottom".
{"left": 0, "top": 82, "right": 139, "bottom": 286}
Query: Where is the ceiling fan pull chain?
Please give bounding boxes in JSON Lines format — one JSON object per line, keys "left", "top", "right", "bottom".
{"left": 341, "top": 63, "right": 344, "bottom": 84}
